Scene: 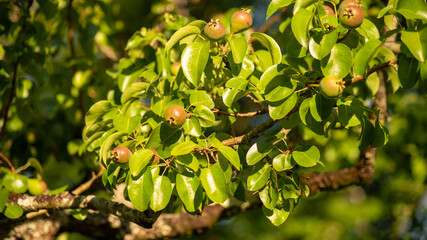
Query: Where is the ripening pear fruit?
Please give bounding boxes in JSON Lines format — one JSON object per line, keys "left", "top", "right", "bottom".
{"left": 147, "top": 148, "right": 160, "bottom": 163}
{"left": 28, "top": 178, "right": 47, "bottom": 196}
{"left": 339, "top": 0, "right": 362, "bottom": 12}
{"left": 164, "top": 105, "right": 186, "bottom": 127}
{"left": 339, "top": 5, "right": 364, "bottom": 28}
{"left": 111, "top": 146, "right": 132, "bottom": 164}
{"left": 204, "top": 19, "right": 225, "bottom": 41}
{"left": 230, "top": 10, "right": 253, "bottom": 33}
{"left": 171, "top": 62, "right": 181, "bottom": 76}
{"left": 319, "top": 75, "right": 345, "bottom": 98}
{"left": 323, "top": 5, "right": 335, "bottom": 16}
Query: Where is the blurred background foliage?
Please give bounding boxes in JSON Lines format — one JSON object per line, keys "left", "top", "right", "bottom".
{"left": 0, "top": 0, "right": 426, "bottom": 239}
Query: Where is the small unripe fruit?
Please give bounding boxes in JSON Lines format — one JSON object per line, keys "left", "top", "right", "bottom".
{"left": 147, "top": 148, "right": 160, "bottom": 163}
{"left": 111, "top": 146, "right": 132, "bottom": 164}
{"left": 171, "top": 62, "right": 181, "bottom": 76}
{"left": 28, "top": 179, "right": 47, "bottom": 196}
{"left": 204, "top": 19, "right": 225, "bottom": 41}
{"left": 323, "top": 5, "right": 335, "bottom": 16}
{"left": 164, "top": 105, "right": 186, "bottom": 127}
{"left": 230, "top": 10, "right": 253, "bottom": 33}
{"left": 339, "top": 5, "right": 364, "bottom": 28}
{"left": 319, "top": 75, "right": 345, "bottom": 98}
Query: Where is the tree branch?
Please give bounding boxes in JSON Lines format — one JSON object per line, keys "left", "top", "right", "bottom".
{"left": 349, "top": 57, "right": 398, "bottom": 85}
{"left": 213, "top": 108, "right": 268, "bottom": 118}
{"left": 7, "top": 192, "right": 159, "bottom": 228}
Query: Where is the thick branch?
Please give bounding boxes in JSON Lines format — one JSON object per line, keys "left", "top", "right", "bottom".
{"left": 7, "top": 192, "right": 159, "bottom": 228}
{"left": 221, "top": 118, "right": 278, "bottom": 146}
{"left": 213, "top": 108, "right": 267, "bottom": 118}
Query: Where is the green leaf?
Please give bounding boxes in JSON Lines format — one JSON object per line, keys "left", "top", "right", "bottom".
{"left": 299, "top": 97, "right": 311, "bottom": 126}
{"left": 356, "top": 19, "right": 380, "bottom": 40}
{"left": 166, "top": 25, "right": 201, "bottom": 52}
{"left": 69, "top": 209, "right": 88, "bottom": 221}
{"left": 190, "top": 90, "right": 215, "bottom": 109}
{"left": 308, "top": 29, "right": 338, "bottom": 60}
{"left": 127, "top": 169, "right": 153, "bottom": 211}
{"left": 193, "top": 105, "right": 215, "bottom": 127}
{"left": 371, "top": 120, "right": 389, "bottom": 148}
{"left": 398, "top": 53, "right": 419, "bottom": 89}
{"left": 265, "top": 78, "right": 297, "bottom": 102}
{"left": 267, "top": 0, "right": 294, "bottom": 19}
{"left": 181, "top": 37, "right": 210, "bottom": 86}
{"left": 113, "top": 114, "right": 142, "bottom": 134}
{"left": 354, "top": 39, "right": 382, "bottom": 77}
{"left": 85, "top": 100, "right": 113, "bottom": 128}
{"left": 287, "top": 34, "right": 308, "bottom": 58}
{"left": 281, "top": 176, "right": 301, "bottom": 199}
{"left": 262, "top": 202, "right": 291, "bottom": 226}
{"left": 395, "top": 0, "right": 427, "bottom": 21}
{"left": 401, "top": 25, "right": 427, "bottom": 63}
{"left": 176, "top": 172, "right": 202, "bottom": 212}
{"left": 0, "top": 188, "right": 10, "bottom": 212}
{"left": 337, "top": 98, "right": 363, "bottom": 128}
{"left": 268, "top": 93, "right": 298, "bottom": 120}
{"left": 100, "top": 131, "right": 128, "bottom": 167}
{"left": 247, "top": 162, "right": 271, "bottom": 191}
{"left": 258, "top": 64, "right": 298, "bottom": 93}
{"left": 129, "top": 149, "right": 153, "bottom": 177}
{"left": 292, "top": 145, "right": 320, "bottom": 167}
{"left": 176, "top": 154, "right": 199, "bottom": 172}
{"left": 273, "top": 153, "right": 294, "bottom": 171}
{"left": 183, "top": 117, "right": 202, "bottom": 137}
{"left": 251, "top": 32, "right": 282, "bottom": 65}
{"left": 145, "top": 123, "right": 183, "bottom": 159}
{"left": 150, "top": 175, "right": 173, "bottom": 211}
{"left": 3, "top": 204, "right": 23, "bottom": 219}
{"left": 223, "top": 88, "right": 247, "bottom": 108}
{"left": 3, "top": 173, "right": 28, "bottom": 193}
{"left": 259, "top": 182, "right": 279, "bottom": 210}
{"left": 200, "top": 163, "right": 228, "bottom": 203}
{"left": 420, "top": 60, "right": 427, "bottom": 93}
{"left": 293, "top": 0, "right": 317, "bottom": 14}
{"left": 246, "top": 141, "right": 274, "bottom": 166}
{"left": 218, "top": 146, "right": 241, "bottom": 170}
{"left": 291, "top": 9, "right": 313, "bottom": 48}
{"left": 321, "top": 43, "right": 352, "bottom": 78}
{"left": 309, "top": 93, "right": 333, "bottom": 122}
{"left": 226, "top": 77, "right": 248, "bottom": 90}
{"left": 171, "top": 141, "right": 198, "bottom": 156}
{"left": 121, "top": 82, "right": 149, "bottom": 104}
{"left": 229, "top": 36, "right": 248, "bottom": 64}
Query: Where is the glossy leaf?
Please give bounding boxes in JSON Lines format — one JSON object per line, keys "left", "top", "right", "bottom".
{"left": 321, "top": 43, "right": 352, "bottom": 78}
{"left": 181, "top": 37, "right": 210, "bottom": 86}
{"left": 171, "top": 141, "right": 199, "bottom": 156}
{"left": 129, "top": 149, "right": 153, "bottom": 177}
{"left": 166, "top": 25, "right": 201, "bottom": 52}
{"left": 229, "top": 36, "right": 248, "bottom": 64}
{"left": 265, "top": 78, "right": 297, "bottom": 102}
{"left": 354, "top": 39, "right": 382, "bottom": 77}
{"left": 293, "top": 0, "right": 317, "bottom": 14}
{"left": 251, "top": 32, "right": 282, "bottom": 65}
{"left": 150, "top": 175, "right": 173, "bottom": 211}
{"left": 356, "top": 19, "right": 380, "bottom": 40}
{"left": 398, "top": 53, "right": 419, "bottom": 89}
{"left": 309, "top": 94, "right": 333, "bottom": 122}
{"left": 247, "top": 162, "right": 271, "bottom": 191}
{"left": 259, "top": 182, "right": 279, "bottom": 210}
{"left": 395, "top": 0, "right": 427, "bottom": 20}
{"left": 113, "top": 114, "right": 142, "bottom": 134}
{"left": 190, "top": 90, "right": 215, "bottom": 109}
{"left": 258, "top": 64, "right": 298, "bottom": 93}
{"left": 273, "top": 153, "right": 294, "bottom": 171}
{"left": 176, "top": 172, "right": 202, "bottom": 212}
{"left": 308, "top": 30, "right": 338, "bottom": 60}
{"left": 121, "top": 82, "right": 149, "bottom": 104}
{"left": 337, "top": 98, "right": 363, "bottom": 128}
{"left": 0, "top": 188, "right": 9, "bottom": 212}
{"left": 218, "top": 146, "right": 241, "bottom": 170}
{"left": 401, "top": 25, "right": 427, "bottom": 63}
{"left": 200, "top": 163, "right": 228, "bottom": 203}
{"left": 262, "top": 203, "right": 291, "bottom": 226}
{"left": 3, "top": 204, "right": 23, "bottom": 219}
{"left": 246, "top": 141, "right": 274, "bottom": 165}
{"left": 85, "top": 100, "right": 113, "bottom": 128}
{"left": 269, "top": 92, "right": 298, "bottom": 120}
{"left": 291, "top": 9, "right": 312, "bottom": 48}
{"left": 193, "top": 105, "right": 215, "bottom": 127}
{"left": 267, "top": 0, "right": 294, "bottom": 19}
{"left": 292, "top": 145, "right": 320, "bottom": 167}
{"left": 183, "top": 117, "right": 202, "bottom": 137}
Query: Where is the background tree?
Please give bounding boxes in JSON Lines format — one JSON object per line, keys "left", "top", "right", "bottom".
{"left": 0, "top": 0, "right": 426, "bottom": 239}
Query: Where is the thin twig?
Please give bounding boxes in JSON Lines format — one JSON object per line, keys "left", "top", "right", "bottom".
{"left": 72, "top": 168, "right": 105, "bottom": 196}
{"left": 349, "top": 57, "right": 398, "bottom": 85}
{"left": 212, "top": 108, "right": 267, "bottom": 118}
{"left": 0, "top": 152, "right": 15, "bottom": 172}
